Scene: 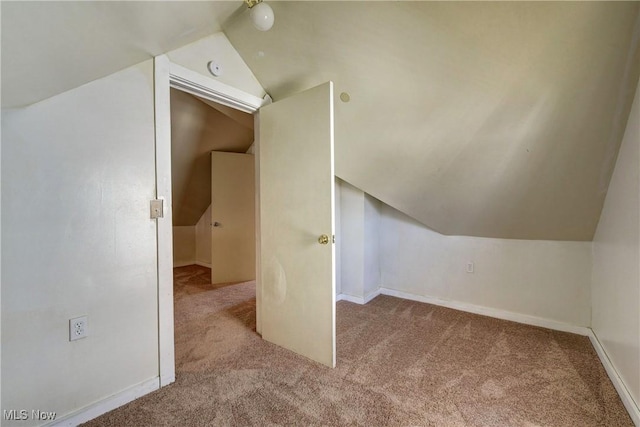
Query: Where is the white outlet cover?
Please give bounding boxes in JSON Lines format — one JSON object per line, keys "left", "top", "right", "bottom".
{"left": 69, "top": 316, "right": 88, "bottom": 341}
{"left": 466, "top": 262, "right": 474, "bottom": 273}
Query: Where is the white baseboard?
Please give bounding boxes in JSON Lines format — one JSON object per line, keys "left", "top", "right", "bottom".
{"left": 173, "top": 261, "right": 195, "bottom": 268}
{"left": 588, "top": 331, "right": 640, "bottom": 426}
{"left": 337, "top": 288, "right": 381, "bottom": 305}
{"left": 364, "top": 288, "right": 381, "bottom": 304}
{"left": 48, "top": 377, "right": 160, "bottom": 427}
{"left": 337, "top": 293, "right": 365, "bottom": 304}
{"left": 161, "top": 374, "right": 176, "bottom": 387}
{"left": 378, "top": 287, "right": 590, "bottom": 336}
{"left": 172, "top": 261, "right": 211, "bottom": 268}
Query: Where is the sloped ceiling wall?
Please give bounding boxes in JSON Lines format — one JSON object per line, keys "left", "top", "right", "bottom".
{"left": 171, "top": 89, "right": 253, "bottom": 226}
{"left": 3, "top": 2, "right": 638, "bottom": 241}
{"left": 225, "top": 2, "right": 640, "bottom": 241}
{"left": 1, "top": 2, "right": 240, "bottom": 108}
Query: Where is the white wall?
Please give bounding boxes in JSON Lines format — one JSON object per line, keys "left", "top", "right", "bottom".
{"left": 172, "top": 226, "right": 196, "bottom": 267}
{"left": 592, "top": 79, "right": 640, "bottom": 408}
{"left": 363, "top": 194, "right": 381, "bottom": 297}
{"left": 339, "top": 181, "right": 365, "bottom": 298}
{"left": 334, "top": 178, "right": 342, "bottom": 296}
{"left": 195, "top": 205, "right": 212, "bottom": 267}
{"left": 1, "top": 61, "right": 159, "bottom": 426}
{"left": 379, "top": 205, "right": 592, "bottom": 327}
{"left": 337, "top": 180, "right": 381, "bottom": 302}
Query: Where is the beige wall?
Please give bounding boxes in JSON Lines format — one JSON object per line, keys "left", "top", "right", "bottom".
{"left": 195, "top": 205, "right": 212, "bottom": 267}
{"left": 173, "top": 226, "right": 196, "bottom": 267}
{"left": 1, "top": 61, "right": 159, "bottom": 426}
{"left": 592, "top": 79, "right": 640, "bottom": 407}
{"left": 170, "top": 89, "right": 253, "bottom": 227}
{"left": 169, "top": 208, "right": 212, "bottom": 269}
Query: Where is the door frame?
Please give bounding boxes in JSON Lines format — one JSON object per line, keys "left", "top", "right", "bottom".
{"left": 153, "top": 54, "right": 265, "bottom": 386}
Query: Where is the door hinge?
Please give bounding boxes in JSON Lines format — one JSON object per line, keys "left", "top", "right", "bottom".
{"left": 150, "top": 199, "right": 164, "bottom": 219}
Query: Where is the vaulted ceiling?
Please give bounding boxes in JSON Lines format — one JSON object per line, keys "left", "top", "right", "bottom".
{"left": 224, "top": 1, "right": 640, "bottom": 241}
{"left": 1, "top": 1, "right": 238, "bottom": 108}
{"left": 3, "top": 1, "right": 639, "bottom": 241}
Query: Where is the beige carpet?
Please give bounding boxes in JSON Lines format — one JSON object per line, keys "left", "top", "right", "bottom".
{"left": 84, "top": 265, "right": 632, "bottom": 426}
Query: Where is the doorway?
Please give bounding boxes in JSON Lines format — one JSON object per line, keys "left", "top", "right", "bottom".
{"left": 155, "top": 56, "right": 338, "bottom": 384}
{"left": 168, "top": 87, "right": 259, "bottom": 379}
{"left": 154, "top": 56, "right": 264, "bottom": 386}
{"left": 169, "top": 88, "right": 255, "bottom": 273}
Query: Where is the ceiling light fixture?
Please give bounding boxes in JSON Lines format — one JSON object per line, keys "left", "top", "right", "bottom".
{"left": 245, "top": 0, "right": 274, "bottom": 31}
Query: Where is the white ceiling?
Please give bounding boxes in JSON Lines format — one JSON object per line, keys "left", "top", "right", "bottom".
{"left": 225, "top": 1, "right": 640, "bottom": 240}
{"left": 1, "top": 1, "right": 240, "bottom": 108}
{"left": 3, "top": 1, "right": 639, "bottom": 241}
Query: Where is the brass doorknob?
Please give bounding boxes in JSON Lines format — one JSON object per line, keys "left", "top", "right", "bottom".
{"left": 318, "top": 234, "right": 329, "bottom": 245}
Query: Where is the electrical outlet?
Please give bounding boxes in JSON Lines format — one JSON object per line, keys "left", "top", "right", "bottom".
{"left": 466, "top": 262, "right": 474, "bottom": 274}
{"left": 69, "top": 316, "right": 88, "bottom": 341}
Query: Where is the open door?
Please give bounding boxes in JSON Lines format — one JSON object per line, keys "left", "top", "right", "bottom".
{"left": 211, "top": 151, "right": 256, "bottom": 284}
{"left": 259, "top": 82, "right": 336, "bottom": 368}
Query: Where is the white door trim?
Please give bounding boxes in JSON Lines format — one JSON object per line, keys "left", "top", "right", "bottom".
{"left": 154, "top": 54, "right": 265, "bottom": 387}
{"left": 154, "top": 55, "right": 175, "bottom": 387}
{"left": 169, "top": 62, "right": 264, "bottom": 114}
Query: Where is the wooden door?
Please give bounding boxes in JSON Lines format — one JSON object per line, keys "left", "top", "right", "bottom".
{"left": 211, "top": 151, "right": 255, "bottom": 283}
{"left": 258, "top": 82, "right": 336, "bottom": 367}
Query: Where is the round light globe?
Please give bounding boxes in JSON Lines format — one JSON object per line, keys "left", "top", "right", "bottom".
{"left": 250, "top": 2, "right": 274, "bottom": 31}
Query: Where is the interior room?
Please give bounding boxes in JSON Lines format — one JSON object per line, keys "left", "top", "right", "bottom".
{"left": 1, "top": 2, "right": 639, "bottom": 426}
{"left": 169, "top": 88, "right": 255, "bottom": 275}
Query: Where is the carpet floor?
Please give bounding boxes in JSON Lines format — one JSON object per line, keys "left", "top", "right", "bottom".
{"left": 84, "top": 264, "right": 632, "bottom": 426}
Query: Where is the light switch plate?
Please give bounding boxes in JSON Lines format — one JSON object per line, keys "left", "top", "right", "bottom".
{"left": 150, "top": 199, "right": 163, "bottom": 219}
